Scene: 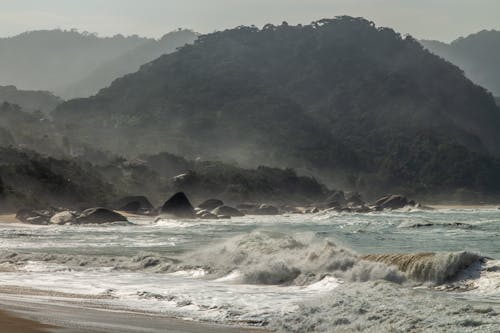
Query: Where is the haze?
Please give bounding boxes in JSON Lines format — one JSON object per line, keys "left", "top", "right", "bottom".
{"left": 1, "top": 0, "right": 500, "bottom": 41}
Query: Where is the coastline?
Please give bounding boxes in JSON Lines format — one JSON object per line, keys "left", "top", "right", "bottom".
{"left": 0, "top": 293, "right": 267, "bottom": 333}
{"left": 0, "top": 309, "right": 55, "bottom": 333}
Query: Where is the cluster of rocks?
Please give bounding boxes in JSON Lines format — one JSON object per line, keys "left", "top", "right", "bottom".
{"left": 158, "top": 193, "right": 280, "bottom": 220}
{"left": 15, "top": 191, "right": 422, "bottom": 225}
{"left": 315, "top": 192, "right": 422, "bottom": 213}
{"left": 16, "top": 207, "right": 129, "bottom": 225}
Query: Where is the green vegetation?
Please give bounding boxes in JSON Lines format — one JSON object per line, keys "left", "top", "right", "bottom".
{"left": 96, "top": 153, "right": 328, "bottom": 205}
{"left": 54, "top": 17, "right": 500, "bottom": 196}
{"left": 0, "top": 102, "right": 63, "bottom": 155}
{"left": 421, "top": 30, "right": 500, "bottom": 96}
{"left": 0, "top": 147, "right": 115, "bottom": 211}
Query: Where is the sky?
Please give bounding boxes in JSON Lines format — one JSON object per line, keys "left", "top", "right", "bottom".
{"left": 0, "top": 0, "right": 499, "bottom": 42}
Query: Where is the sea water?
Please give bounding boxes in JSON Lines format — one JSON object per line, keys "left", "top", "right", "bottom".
{"left": 0, "top": 208, "right": 499, "bottom": 332}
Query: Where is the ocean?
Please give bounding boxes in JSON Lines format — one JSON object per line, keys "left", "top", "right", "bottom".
{"left": 0, "top": 207, "right": 499, "bottom": 332}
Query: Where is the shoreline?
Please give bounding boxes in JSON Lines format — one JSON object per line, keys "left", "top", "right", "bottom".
{"left": 0, "top": 293, "right": 267, "bottom": 333}
{"left": 0, "top": 309, "right": 55, "bottom": 333}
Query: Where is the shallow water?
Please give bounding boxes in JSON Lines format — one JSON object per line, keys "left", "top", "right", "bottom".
{"left": 0, "top": 208, "right": 499, "bottom": 332}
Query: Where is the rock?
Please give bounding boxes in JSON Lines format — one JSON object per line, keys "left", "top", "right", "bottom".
{"left": 352, "top": 206, "right": 372, "bottom": 213}
{"left": 195, "top": 209, "right": 218, "bottom": 219}
{"left": 75, "top": 208, "right": 128, "bottom": 224}
{"left": 238, "top": 203, "right": 280, "bottom": 215}
{"left": 212, "top": 205, "right": 244, "bottom": 217}
{"left": 198, "top": 199, "right": 224, "bottom": 211}
{"left": 16, "top": 209, "right": 52, "bottom": 225}
{"left": 256, "top": 204, "right": 280, "bottom": 215}
{"left": 326, "top": 191, "right": 347, "bottom": 206}
{"left": 114, "top": 196, "right": 153, "bottom": 214}
{"left": 50, "top": 211, "right": 76, "bottom": 225}
{"left": 346, "top": 193, "right": 365, "bottom": 206}
{"left": 199, "top": 212, "right": 219, "bottom": 219}
{"left": 375, "top": 195, "right": 412, "bottom": 210}
{"left": 160, "top": 192, "right": 196, "bottom": 218}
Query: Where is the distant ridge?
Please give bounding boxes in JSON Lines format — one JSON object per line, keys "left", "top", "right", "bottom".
{"left": 421, "top": 30, "right": 500, "bottom": 96}
{"left": 0, "top": 29, "right": 196, "bottom": 99}
{"left": 54, "top": 17, "right": 500, "bottom": 195}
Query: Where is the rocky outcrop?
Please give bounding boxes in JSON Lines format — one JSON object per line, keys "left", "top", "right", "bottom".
{"left": 236, "top": 203, "right": 280, "bottom": 215}
{"left": 114, "top": 196, "right": 153, "bottom": 214}
{"left": 198, "top": 199, "right": 224, "bottom": 211}
{"left": 374, "top": 195, "right": 416, "bottom": 210}
{"left": 160, "top": 192, "right": 196, "bottom": 218}
{"left": 325, "top": 191, "right": 347, "bottom": 207}
{"left": 16, "top": 209, "right": 53, "bottom": 225}
{"left": 195, "top": 209, "right": 219, "bottom": 219}
{"left": 212, "top": 205, "right": 244, "bottom": 217}
{"left": 49, "top": 211, "right": 76, "bottom": 225}
{"left": 75, "top": 208, "right": 128, "bottom": 224}
{"left": 346, "top": 193, "right": 365, "bottom": 206}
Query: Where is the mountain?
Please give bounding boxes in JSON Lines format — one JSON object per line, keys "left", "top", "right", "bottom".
{"left": 0, "top": 85, "right": 62, "bottom": 114}
{"left": 62, "top": 30, "right": 197, "bottom": 99}
{"left": 495, "top": 97, "right": 500, "bottom": 106}
{"left": 421, "top": 30, "right": 500, "bottom": 96}
{"left": 0, "top": 29, "right": 196, "bottom": 99}
{"left": 0, "top": 29, "right": 149, "bottom": 96}
{"left": 54, "top": 17, "right": 500, "bottom": 196}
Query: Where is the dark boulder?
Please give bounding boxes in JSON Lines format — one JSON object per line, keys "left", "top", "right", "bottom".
{"left": 50, "top": 211, "right": 76, "bottom": 225}
{"left": 198, "top": 199, "right": 224, "bottom": 211}
{"left": 255, "top": 204, "right": 280, "bottom": 215}
{"left": 346, "top": 193, "right": 365, "bottom": 206}
{"left": 375, "top": 195, "right": 412, "bottom": 210}
{"left": 212, "top": 205, "right": 244, "bottom": 217}
{"left": 326, "top": 191, "right": 347, "bottom": 206}
{"left": 160, "top": 192, "right": 196, "bottom": 218}
{"left": 16, "top": 209, "right": 52, "bottom": 225}
{"left": 75, "top": 208, "right": 128, "bottom": 224}
{"left": 114, "top": 196, "right": 154, "bottom": 214}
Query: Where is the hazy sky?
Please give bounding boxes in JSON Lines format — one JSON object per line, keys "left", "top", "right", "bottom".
{"left": 1, "top": 0, "right": 499, "bottom": 41}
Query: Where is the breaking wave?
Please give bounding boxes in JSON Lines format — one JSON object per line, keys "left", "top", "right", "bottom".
{"left": 362, "top": 251, "right": 484, "bottom": 284}
{"left": 0, "top": 231, "right": 486, "bottom": 286}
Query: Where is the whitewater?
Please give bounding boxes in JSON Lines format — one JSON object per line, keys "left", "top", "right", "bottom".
{"left": 0, "top": 207, "right": 499, "bottom": 332}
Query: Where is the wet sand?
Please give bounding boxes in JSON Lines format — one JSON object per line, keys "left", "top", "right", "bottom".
{"left": 0, "top": 213, "right": 20, "bottom": 224}
{"left": 0, "top": 309, "right": 54, "bottom": 333}
{"left": 0, "top": 293, "right": 266, "bottom": 333}
{"left": 428, "top": 204, "right": 499, "bottom": 210}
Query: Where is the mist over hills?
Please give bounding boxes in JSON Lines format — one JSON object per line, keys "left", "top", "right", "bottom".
{"left": 62, "top": 29, "right": 198, "bottom": 99}
{"left": 0, "top": 85, "right": 62, "bottom": 114}
{"left": 0, "top": 29, "right": 197, "bottom": 99}
{"left": 53, "top": 17, "right": 500, "bottom": 196}
{"left": 421, "top": 30, "right": 500, "bottom": 96}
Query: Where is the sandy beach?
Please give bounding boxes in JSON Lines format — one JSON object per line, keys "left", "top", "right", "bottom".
{"left": 0, "top": 309, "right": 55, "bottom": 333}
{"left": 0, "top": 292, "right": 266, "bottom": 333}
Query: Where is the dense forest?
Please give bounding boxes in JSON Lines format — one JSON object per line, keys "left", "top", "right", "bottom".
{"left": 0, "top": 29, "right": 197, "bottom": 98}
{"left": 54, "top": 17, "right": 500, "bottom": 197}
{"left": 421, "top": 30, "right": 500, "bottom": 96}
{"left": 0, "top": 147, "right": 114, "bottom": 212}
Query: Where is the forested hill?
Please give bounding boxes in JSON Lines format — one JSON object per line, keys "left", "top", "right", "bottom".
{"left": 54, "top": 17, "right": 500, "bottom": 195}
{"left": 0, "top": 29, "right": 196, "bottom": 99}
{"left": 421, "top": 30, "right": 500, "bottom": 96}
